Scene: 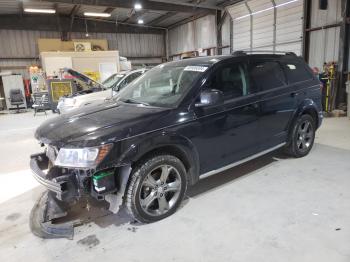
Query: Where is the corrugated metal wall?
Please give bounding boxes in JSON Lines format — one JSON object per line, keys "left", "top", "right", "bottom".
{"left": 275, "top": 0, "right": 304, "bottom": 54}
{"left": 228, "top": 2, "right": 251, "bottom": 51}
{"left": 250, "top": 0, "right": 274, "bottom": 49}
{"left": 308, "top": 0, "right": 342, "bottom": 69}
{"left": 0, "top": 29, "right": 165, "bottom": 78}
{"left": 227, "top": 0, "right": 303, "bottom": 55}
{"left": 168, "top": 15, "right": 217, "bottom": 56}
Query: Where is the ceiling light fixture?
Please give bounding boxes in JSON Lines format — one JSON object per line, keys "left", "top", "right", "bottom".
{"left": 134, "top": 3, "right": 142, "bottom": 10}
{"left": 138, "top": 19, "right": 144, "bottom": 24}
{"left": 234, "top": 0, "right": 299, "bottom": 21}
{"left": 84, "top": 12, "right": 111, "bottom": 17}
{"left": 24, "top": 8, "right": 56, "bottom": 14}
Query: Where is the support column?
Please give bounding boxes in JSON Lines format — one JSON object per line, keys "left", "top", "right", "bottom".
{"left": 217, "top": 10, "right": 223, "bottom": 55}
{"left": 271, "top": 0, "right": 277, "bottom": 52}
{"left": 337, "top": 0, "right": 350, "bottom": 105}
{"left": 230, "top": 16, "right": 233, "bottom": 53}
{"left": 302, "top": 0, "right": 312, "bottom": 60}
{"left": 165, "top": 29, "right": 169, "bottom": 61}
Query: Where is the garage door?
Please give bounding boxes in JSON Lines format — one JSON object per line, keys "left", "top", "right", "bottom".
{"left": 227, "top": 0, "right": 304, "bottom": 55}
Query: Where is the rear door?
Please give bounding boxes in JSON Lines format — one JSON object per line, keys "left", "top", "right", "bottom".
{"left": 279, "top": 59, "right": 318, "bottom": 110}
{"left": 248, "top": 58, "right": 296, "bottom": 150}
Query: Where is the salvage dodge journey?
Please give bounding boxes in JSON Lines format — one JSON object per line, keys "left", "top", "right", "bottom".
{"left": 30, "top": 51, "right": 322, "bottom": 237}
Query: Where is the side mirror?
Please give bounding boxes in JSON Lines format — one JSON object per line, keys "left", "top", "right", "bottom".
{"left": 195, "top": 89, "right": 224, "bottom": 108}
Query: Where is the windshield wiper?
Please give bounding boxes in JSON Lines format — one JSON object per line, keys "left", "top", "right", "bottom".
{"left": 122, "top": 98, "right": 150, "bottom": 106}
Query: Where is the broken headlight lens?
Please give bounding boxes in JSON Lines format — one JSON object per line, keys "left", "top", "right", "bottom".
{"left": 55, "top": 144, "right": 113, "bottom": 168}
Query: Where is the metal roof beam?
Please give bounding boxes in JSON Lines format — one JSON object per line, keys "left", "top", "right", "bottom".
{"left": 150, "top": 0, "right": 223, "bottom": 10}
{"left": 167, "top": 11, "right": 213, "bottom": 29}
{"left": 0, "top": 14, "right": 165, "bottom": 34}
{"left": 217, "top": 0, "right": 245, "bottom": 7}
{"left": 104, "top": 7, "right": 116, "bottom": 13}
{"left": 147, "top": 11, "right": 177, "bottom": 26}
{"left": 123, "top": 10, "right": 148, "bottom": 23}
{"left": 42, "top": 0, "right": 214, "bottom": 13}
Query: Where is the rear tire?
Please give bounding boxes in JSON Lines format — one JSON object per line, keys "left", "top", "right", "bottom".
{"left": 285, "top": 114, "right": 316, "bottom": 158}
{"left": 125, "top": 154, "right": 187, "bottom": 223}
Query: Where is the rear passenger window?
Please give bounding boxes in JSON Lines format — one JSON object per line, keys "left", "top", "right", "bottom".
{"left": 282, "top": 62, "right": 313, "bottom": 83}
{"left": 248, "top": 60, "right": 285, "bottom": 91}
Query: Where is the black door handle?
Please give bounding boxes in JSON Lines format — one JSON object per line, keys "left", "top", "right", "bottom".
{"left": 252, "top": 103, "right": 259, "bottom": 109}
{"left": 290, "top": 92, "right": 299, "bottom": 97}
{"left": 243, "top": 103, "right": 258, "bottom": 111}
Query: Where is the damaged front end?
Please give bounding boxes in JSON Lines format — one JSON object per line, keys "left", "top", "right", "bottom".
{"left": 29, "top": 149, "right": 131, "bottom": 239}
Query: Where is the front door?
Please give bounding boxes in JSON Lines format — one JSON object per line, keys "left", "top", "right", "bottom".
{"left": 192, "top": 60, "right": 260, "bottom": 174}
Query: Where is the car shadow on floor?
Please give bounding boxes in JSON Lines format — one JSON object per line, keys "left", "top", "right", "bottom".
{"left": 81, "top": 150, "right": 283, "bottom": 229}
{"left": 186, "top": 150, "right": 281, "bottom": 199}
{"left": 22, "top": 149, "right": 285, "bottom": 237}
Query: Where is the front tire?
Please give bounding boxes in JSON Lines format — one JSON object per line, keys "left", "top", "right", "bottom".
{"left": 125, "top": 155, "right": 187, "bottom": 223}
{"left": 285, "top": 114, "right": 316, "bottom": 158}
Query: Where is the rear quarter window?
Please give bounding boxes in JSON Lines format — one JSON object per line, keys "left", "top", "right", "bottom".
{"left": 248, "top": 60, "right": 286, "bottom": 92}
{"left": 282, "top": 61, "right": 313, "bottom": 84}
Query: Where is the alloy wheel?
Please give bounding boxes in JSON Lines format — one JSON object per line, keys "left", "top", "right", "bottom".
{"left": 139, "top": 164, "right": 182, "bottom": 216}
{"left": 296, "top": 119, "right": 314, "bottom": 152}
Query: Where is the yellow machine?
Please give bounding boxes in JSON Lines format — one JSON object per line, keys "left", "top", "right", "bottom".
{"left": 321, "top": 62, "right": 336, "bottom": 113}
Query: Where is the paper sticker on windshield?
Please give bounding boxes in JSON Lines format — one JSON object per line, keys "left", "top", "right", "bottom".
{"left": 184, "top": 66, "right": 208, "bottom": 72}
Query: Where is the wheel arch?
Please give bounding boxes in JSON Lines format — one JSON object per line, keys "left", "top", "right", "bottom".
{"left": 301, "top": 107, "right": 319, "bottom": 127}
{"left": 290, "top": 99, "right": 321, "bottom": 130}
{"left": 285, "top": 99, "right": 321, "bottom": 144}
{"left": 117, "top": 132, "right": 200, "bottom": 186}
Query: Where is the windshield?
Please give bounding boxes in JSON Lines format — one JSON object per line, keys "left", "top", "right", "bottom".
{"left": 115, "top": 65, "right": 206, "bottom": 107}
{"left": 102, "top": 73, "right": 126, "bottom": 88}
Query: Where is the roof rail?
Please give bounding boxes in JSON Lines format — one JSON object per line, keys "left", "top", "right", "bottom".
{"left": 232, "top": 50, "right": 297, "bottom": 56}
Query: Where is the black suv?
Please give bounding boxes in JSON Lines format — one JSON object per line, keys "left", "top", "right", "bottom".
{"left": 31, "top": 52, "right": 322, "bottom": 233}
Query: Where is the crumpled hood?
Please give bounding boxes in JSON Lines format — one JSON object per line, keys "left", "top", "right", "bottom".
{"left": 35, "top": 100, "right": 171, "bottom": 147}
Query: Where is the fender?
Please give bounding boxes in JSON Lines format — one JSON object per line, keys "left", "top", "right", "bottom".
{"left": 104, "top": 130, "right": 200, "bottom": 213}
{"left": 115, "top": 130, "right": 201, "bottom": 186}
{"left": 288, "top": 98, "right": 323, "bottom": 132}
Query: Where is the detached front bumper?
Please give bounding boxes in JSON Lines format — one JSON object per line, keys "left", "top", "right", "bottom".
{"left": 30, "top": 191, "right": 75, "bottom": 239}
{"left": 30, "top": 153, "right": 62, "bottom": 195}
{"left": 30, "top": 153, "right": 79, "bottom": 201}
{"left": 30, "top": 153, "right": 79, "bottom": 239}
{"left": 29, "top": 151, "right": 131, "bottom": 239}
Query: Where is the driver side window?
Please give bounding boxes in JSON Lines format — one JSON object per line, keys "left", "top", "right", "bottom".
{"left": 211, "top": 63, "right": 249, "bottom": 101}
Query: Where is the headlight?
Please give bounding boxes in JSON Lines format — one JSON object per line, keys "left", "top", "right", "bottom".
{"left": 55, "top": 144, "right": 113, "bottom": 168}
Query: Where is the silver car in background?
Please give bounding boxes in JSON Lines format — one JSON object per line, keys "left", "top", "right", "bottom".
{"left": 57, "top": 68, "right": 147, "bottom": 114}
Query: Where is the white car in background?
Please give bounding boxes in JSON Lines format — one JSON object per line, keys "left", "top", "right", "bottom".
{"left": 57, "top": 68, "right": 147, "bottom": 114}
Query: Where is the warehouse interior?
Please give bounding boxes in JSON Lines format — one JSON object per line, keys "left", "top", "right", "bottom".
{"left": 0, "top": 0, "right": 349, "bottom": 261}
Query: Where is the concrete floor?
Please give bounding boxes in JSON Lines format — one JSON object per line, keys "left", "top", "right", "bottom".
{"left": 0, "top": 111, "right": 350, "bottom": 262}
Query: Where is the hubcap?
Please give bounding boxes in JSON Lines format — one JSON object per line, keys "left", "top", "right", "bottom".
{"left": 139, "top": 164, "right": 182, "bottom": 216}
{"left": 296, "top": 120, "right": 314, "bottom": 152}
